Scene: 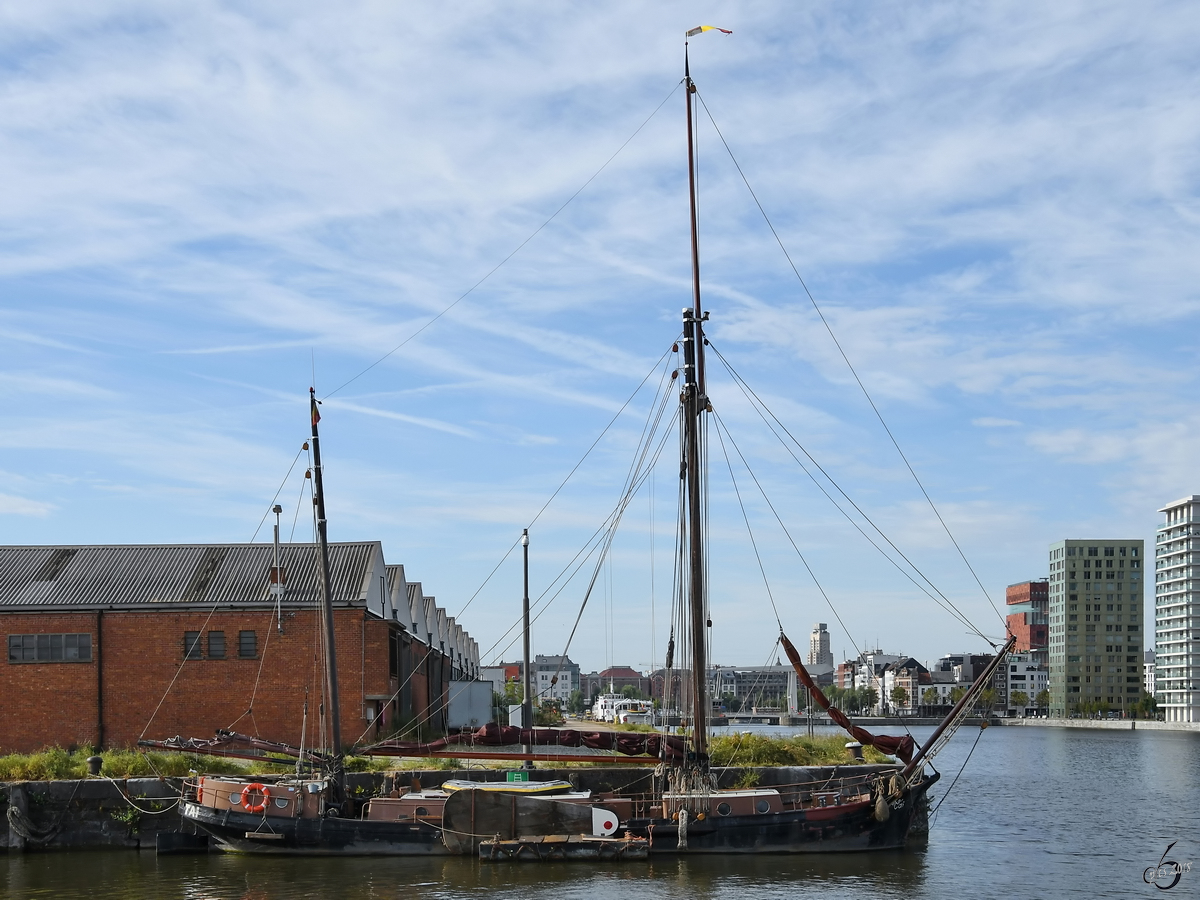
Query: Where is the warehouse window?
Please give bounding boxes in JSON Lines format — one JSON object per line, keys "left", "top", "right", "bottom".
{"left": 8, "top": 633, "right": 92, "bottom": 663}
{"left": 183, "top": 631, "right": 202, "bottom": 660}
{"left": 238, "top": 630, "right": 257, "bottom": 659}
{"left": 208, "top": 631, "right": 226, "bottom": 659}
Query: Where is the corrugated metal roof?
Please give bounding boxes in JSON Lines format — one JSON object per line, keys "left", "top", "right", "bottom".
{"left": 0, "top": 542, "right": 382, "bottom": 609}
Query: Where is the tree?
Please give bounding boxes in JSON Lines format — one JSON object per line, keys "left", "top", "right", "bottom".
{"left": 1010, "top": 690, "right": 1029, "bottom": 716}
{"left": 567, "top": 689, "right": 585, "bottom": 716}
{"left": 922, "top": 687, "right": 940, "bottom": 710}
{"left": 1035, "top": 689, "right": 1051, "bottom": 714}
{"left": 860, "top": 687, "right": 879, "bottom": 714}
{"left": 890, "top": 686, "right": 909, "bottom": 710}
{"left": 502, "top": 681, "right": 524, "bottom": 705}
{"left": 620, "top": 685, "right": 648, "bottom": 700}
{"left": 977, "top": 688, "right": 998, "bottom": 713}
{"left": 949, "top": 686, "right": 967, "bottom": 705}
{"left": 1136, "top": 693, "right": 1158, "bottom": 719}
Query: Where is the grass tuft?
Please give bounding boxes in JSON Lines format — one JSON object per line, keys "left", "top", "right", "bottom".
{"left": 708, "top": 733, "right": 891, "bottom": 767}
{"left": 0, "top": 747, "right": 292, "bottom": 781}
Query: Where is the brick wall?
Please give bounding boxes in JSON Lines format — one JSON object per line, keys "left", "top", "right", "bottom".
{"left": 0, "top": 607, "right": 451, "bottom": 754}
{"left": 1, "top": 610, "right": 101, "bottom": 752}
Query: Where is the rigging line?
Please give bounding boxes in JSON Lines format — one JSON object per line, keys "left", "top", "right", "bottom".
{"left": 286, "top": 458, "right": 309, "bottom": 542}
{"left": 712, "top": 420, "right": 782, "bottom": 629}
{"left": 141, "top": 456, "right": 314, "bottom": 741}
{"left": 454, "top": 343, "right": 677, "bottom": 619}
{"left": 709, "top": 410, "right": 866, "bottom": 665}
{"left": 249, "top": 445, "right": 307, "bottom": 543}
{"left": 710, "top": 347, "right": 982, "bottom": 638}
{"left": 694, "top": 90, "right": 1003, "bottom": 627}
{"left": 483, "top": 401, "right": 680, "bottom": 662}
{"left": 707, "top": 342, "right": 989, "bottom": 642}
{"left": 719, "top": 637, "right": 782, "bottom": 770}
{"left": 322, "top": 82, "right": 683, "bottom": 402}
{"left": 544, "top": 393, "right": 679, "bottom": 683}
{"left": 929, "top": 725, "right": 987, "bottom": 821}
{"left": 550, "top": 390, "right": 681, "bottom": 677}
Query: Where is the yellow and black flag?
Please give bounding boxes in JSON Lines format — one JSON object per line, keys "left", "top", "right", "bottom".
{"left": 686, "top": 25, "right": 732, "bottom": 37}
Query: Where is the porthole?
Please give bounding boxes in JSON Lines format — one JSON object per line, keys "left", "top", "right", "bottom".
{"left": 756, "top": 800, "right": 770, "bottom": 814}
{"left": 415, "top": 806, "right": 428, "bottom": 816}
{"left": 229, "top": 793, "right": 240, "bottom": 803}
{"left": 716, "top": 802, "right": 731, "bottom": 817}
{"left": 274, "top": 798, "right": 289, "bottom": 808}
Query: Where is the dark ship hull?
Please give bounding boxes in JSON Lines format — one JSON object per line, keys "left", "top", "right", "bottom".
{"left": 180, "top": 769, "right": 935, "bottom": 856}
{"left": 628, "top": 774, "right": 937, "bottom": 855}
{"left": 180, "top": 800, "right": 448, "bottom": 856}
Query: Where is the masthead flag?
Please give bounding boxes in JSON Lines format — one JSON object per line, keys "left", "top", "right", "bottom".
{"left": 686, "top": 25, "right": 732, "bottom": 38}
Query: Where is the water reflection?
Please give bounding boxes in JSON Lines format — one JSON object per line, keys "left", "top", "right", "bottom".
{"left": 2, "top": 726, "right": 1196, "bottom": 900}
{"left": 1, "top": 850, "right": 928, "bottom": 900}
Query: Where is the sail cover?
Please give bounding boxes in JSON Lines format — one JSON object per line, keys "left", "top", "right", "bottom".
{"left": 363, "top": 723, "right": 689, "bottom": 763}
{"left": 780, "top": 633, "right": 916, "bottom": 764}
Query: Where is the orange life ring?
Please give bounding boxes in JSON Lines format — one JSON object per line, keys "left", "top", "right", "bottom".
{"left": 240, "top": 782, "right": 270, "bottom": 814}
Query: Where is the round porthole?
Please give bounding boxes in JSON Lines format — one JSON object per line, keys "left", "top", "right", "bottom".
{"left": 415, "top": 806, "right": 428, "bottom": 816}
{"left": 275, "top": 798, "right": 289, "bottom": 808}
{"left": 716, "top": 802, "right": 731, "bottom": 817}
{"left": 756, "top": 800, "right": 770, "bottom": 813}
{"left": 229, "top": 793, "right": 240, "bottom": 804}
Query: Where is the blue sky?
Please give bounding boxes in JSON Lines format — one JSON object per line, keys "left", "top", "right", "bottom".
{"left": 3, "top": 2, "right": 1199, "bottom": 673}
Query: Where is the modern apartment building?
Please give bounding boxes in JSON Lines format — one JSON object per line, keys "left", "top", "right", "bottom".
{"left": 1154, "top": 496, "right": 1200, "bottom": 723}
{"left": 1047, "top": 539, "right": 1145, "bottom": 717}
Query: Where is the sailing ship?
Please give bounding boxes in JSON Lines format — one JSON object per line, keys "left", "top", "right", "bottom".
{"left": 144, "top": 29, "right": 1014, "bottom": 856}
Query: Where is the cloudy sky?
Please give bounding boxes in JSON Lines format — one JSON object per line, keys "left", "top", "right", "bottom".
{"left": 3, "top": 2, "right": 1199, "bottom": 673}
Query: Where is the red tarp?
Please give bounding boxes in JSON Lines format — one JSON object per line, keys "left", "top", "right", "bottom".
{"left": 363, "top": 723, "right": 689, "bottom": 764}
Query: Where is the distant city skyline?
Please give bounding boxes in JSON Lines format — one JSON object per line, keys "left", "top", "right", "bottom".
{"left": 3, "top": 3, "right": 1200, "bottom": 671}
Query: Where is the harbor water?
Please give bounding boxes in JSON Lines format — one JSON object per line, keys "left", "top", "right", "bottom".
{"left": 3, "top": 724, "right": 1197, "bottom": 899}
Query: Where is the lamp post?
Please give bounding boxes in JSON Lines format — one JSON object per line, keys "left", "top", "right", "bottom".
{"left": 521, "top": 529, "right": 533, "bottom": 768}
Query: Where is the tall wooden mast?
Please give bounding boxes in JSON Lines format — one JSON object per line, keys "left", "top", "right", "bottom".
{"left": 309, "top": 388, "right": 344, "bottom": 785}
{"left": 683, "top": 41, "right": 709, "bottom": 764}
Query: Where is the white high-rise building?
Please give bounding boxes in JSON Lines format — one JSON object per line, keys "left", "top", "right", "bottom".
{"left": 1155, "top": 496, "right": 1200, "bottom": 723}
{"left": 809, "top": 623, "right": 833, "bottom": 667}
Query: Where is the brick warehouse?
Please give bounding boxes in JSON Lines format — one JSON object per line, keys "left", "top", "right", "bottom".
{"left": 0, "top": 542, "right": 480, "bottom": 754}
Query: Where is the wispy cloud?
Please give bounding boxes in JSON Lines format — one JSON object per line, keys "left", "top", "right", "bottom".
{"left": 0, "top": 493, "right": 55, "bottom": 517}
{"left": 2, "top": 2, "right": 1200, "bottom": 667}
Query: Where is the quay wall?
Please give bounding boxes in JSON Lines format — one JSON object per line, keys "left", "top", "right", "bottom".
{"left": 999, "top": 718, "right": 1200, "bottom": 732}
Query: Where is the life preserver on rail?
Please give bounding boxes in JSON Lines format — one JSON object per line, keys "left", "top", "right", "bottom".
{"left": 197, "top": 776, "right": 204, "bottom": 803}
{"left": 240, "top": 782, "right": 270, "bottom": 814}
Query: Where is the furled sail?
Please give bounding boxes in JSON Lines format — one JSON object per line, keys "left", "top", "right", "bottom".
{"left": 780, "top": 633, "right": 916, "bottom": 763}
